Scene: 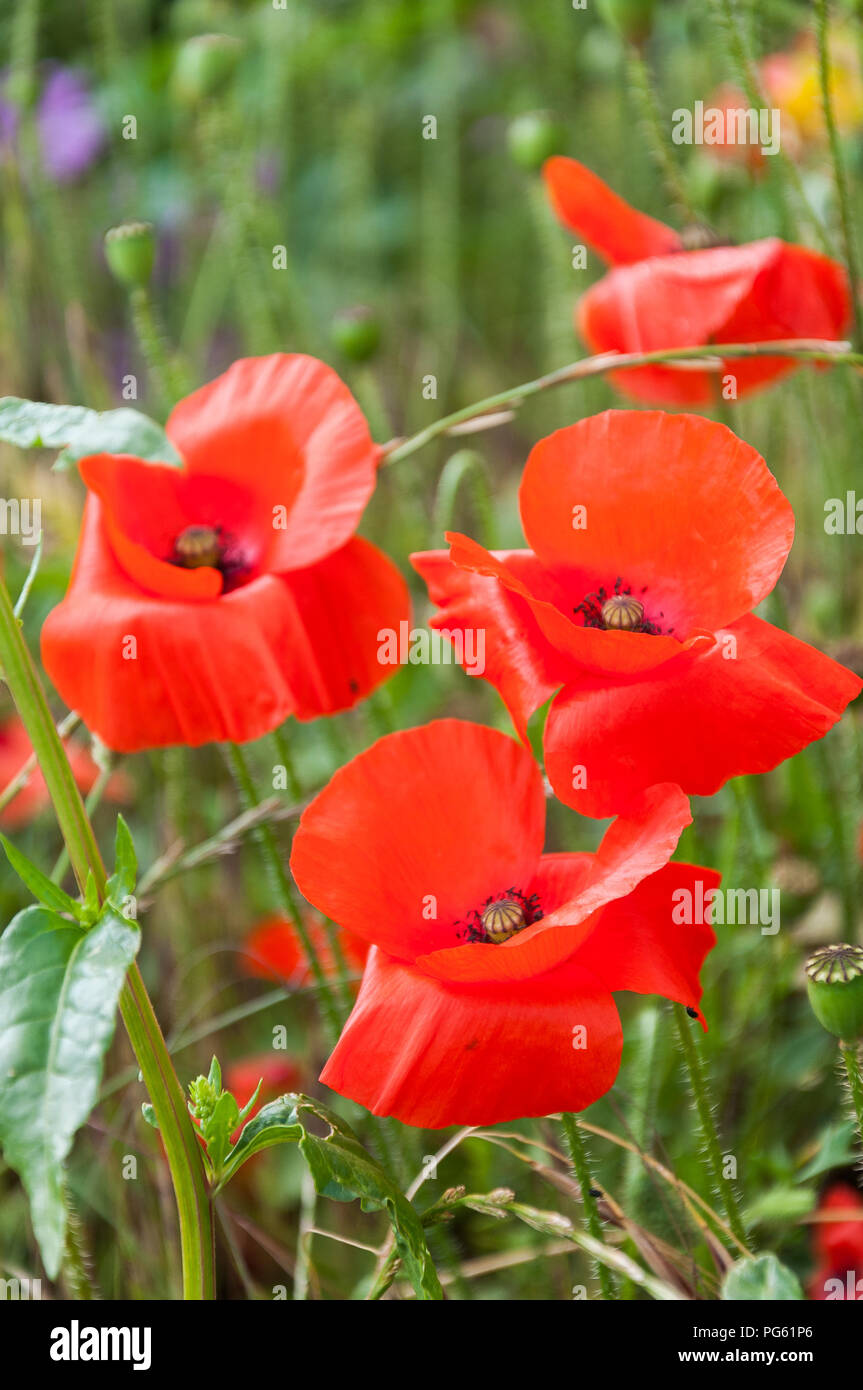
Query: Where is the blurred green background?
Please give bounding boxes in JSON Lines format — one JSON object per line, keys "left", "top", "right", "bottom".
{"left": 1, "top": 0, "right": 862, "bottom": 1299}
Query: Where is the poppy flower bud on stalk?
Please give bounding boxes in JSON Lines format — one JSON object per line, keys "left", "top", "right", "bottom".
{"left": 330, "top": 305, "right": 381, "bottom": 362}
{"left": 806, "top": 944, "right": 863, "bottom": 1042}
{"left": 507, "top": 112, "right": 566, "bottom": 171}
{"left": 597, "top": 0, "right": 657, "bottom": 47}
{"left": 172, "top": 35, "right": 243, "bottom": 106}
{"left": 103, "top": 221, "right": 155, "bottom": 289}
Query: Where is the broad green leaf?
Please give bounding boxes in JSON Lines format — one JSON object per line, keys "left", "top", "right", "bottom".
{"left": 0, "top": 397, "right": 182, "bottom": 470}
{"left": 0, "top": 905, "right": 140, "bottom": 1277}
{"left": 722, "top": 1253, "right": 804, "bottom": 1301}
{"left": 796, "top": 1120, "right": 857, "bottom": 1182}
{"left": 291, "top": 1096, "right": 443, "bottom": 1301}
{"left": 199, "top": 1090, "right": 241, "bottom": 1175}
{"left": 0, "top": 834, "right": 82, "bottom": 920}
{"left": 218, "top": 1095, "right": 303, "bottom": 1186}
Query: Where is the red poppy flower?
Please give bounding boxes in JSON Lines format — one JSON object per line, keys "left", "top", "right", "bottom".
{"left": 290, "top": 719, "right": 716, "bottom": 1128}
{"left": 808, "top": 1181, "right": 863, "bottom": 1300}
{"left": 0, "top": 713, "right": 130, "bottom": 829}
{"left": 241, "top": 912, "right": 369, "bottom": 987}
{"left": 413, "top": 411, "right": 861, "bottom": 819}
{"left": 41, "top": 354, "right": 410, "bottom": 752}
{"left": 543, "top": 156, "right": 850, "bottom": 404}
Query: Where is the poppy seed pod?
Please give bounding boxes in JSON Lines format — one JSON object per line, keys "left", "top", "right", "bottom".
{"left": 597, "top": 0, "right": 657, "bottom": 46}
{"left": 806, "top": 944, "right": 863, "bottom": 1042}
{"left": 172, "top": 35, "right": 242, "bottom": 105}
{"left": 507, "top": 112, "right": 566, "bottom": 171}
{"left": 103, "top": 222, "right": 155, "bottom": 289}
{"left": 330, "top": 306, "right": 381, "bottom": 362}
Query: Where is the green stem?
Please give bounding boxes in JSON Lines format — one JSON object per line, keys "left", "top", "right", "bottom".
{"left": 816, "top": 0, "right": 863, "bottom": 344}
{"left": 560, "top": 1112, "right": 615, "bottom": 1300}
{"left": 674, "top": 1004, "right": 748, "bottom": 1249}
{"left": 224, "top": 743, "right": 343, "bottom": 1042}
{"left": 840, "top": 1041, "right": 863, "bottom": 1153}
{"left": 129, "top": 286, "right": 190, "bottom": 414}
{"left": 0, "top": 576, "right": 215, "bottom": 1299}
{"left": 625, "top": 45, "right": 696, "bottom": 224}
{"left": 381, "top": 339, "right": 861, "bottom": 465}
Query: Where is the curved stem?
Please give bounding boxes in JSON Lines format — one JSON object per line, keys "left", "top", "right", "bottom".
{"left": 674, "top": 1004, "right": 748, "bottom": 1250}
{"left": 381, "top": 339, "right": 861, "bottom": 465}
{"left": 0, "top": 576, "right": 215, "bottom": 1299}
{"left": 561, "top": 1112, "right": 615, "bottom": 1300}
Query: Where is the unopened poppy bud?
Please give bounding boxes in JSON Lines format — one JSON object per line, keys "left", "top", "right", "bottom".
{"left": 481, "top": 896, "right": 526, "bottom": 944}
{"left": 173, "top": 35, "right": 242, "bottom": 105}
{"left": 331, "top": 306, "right": 381, "bottom": 362}
{"left": 104, "top": 222, "right": 155, "bottom": 289}
{"left": 507, "top": 112, "right": 566, "bottom": 171}
{"left": 172, "top": 525, "right": 222, "bottom": 570}
{"left": 597, "top": 0, "right": 657, "bottom": 46}
{"left": 601, "top": 593, "right": 644, "bottom": 630}
{"left": 806, "top": 944, "right": 863, "bottom": 1041}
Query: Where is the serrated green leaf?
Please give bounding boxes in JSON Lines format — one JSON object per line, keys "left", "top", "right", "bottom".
{"left": 0, "top": 834, "right": 82, "bottom": 920}
{"left": 722, "top": 1253, "right": 804, "bottom": 1301}
{"left": 0, "top": 397, "right": 182, "bottom": 470}
{"left": 291, "top": 1096, "right": 443, "bottom": 1301}
{"left": 0, "top": 905, "right": 140, "bottom": 1276}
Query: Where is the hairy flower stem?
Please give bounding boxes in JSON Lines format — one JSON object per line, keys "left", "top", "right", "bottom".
{"left": 625, "top": 46, "right": 696, "bottom": 225}
{"left": 129, "top": 286, "right": 190, "bottom": 416}
{"left": 224, "top": 742, "right": 343, "bottom": 1042}
{"left": 0, "top": 576, "right": 215, "bottom": 1299}
{"left": 561, "top": 1112, "right": 616, "bottom": 1300}
{"left": 381, "top": 340, "right": 861, "bottom": 465}
{"left": 840, "top": 1042, "right": 863, "bottom": 1157}
{"left": 674, "top": 1004, "right": 747, "bottom": 1249}
{"left": 816, "top": 0, "right": 863, "bottom": 345}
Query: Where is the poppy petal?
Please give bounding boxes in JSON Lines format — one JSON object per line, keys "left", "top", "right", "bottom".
{"left": 411, "top": 546, "right": 571, "bottom": 739}
{"left": 544, "top": 614, "right": 862, "bottom": 816}
{"left": 320, "top": 946, "right": 623, "bottom": 1127}
{"left": 439, "top": 532, "right": 712, "bottom": 686}
{"left": 578, "top": 240, "right": 850, "bottom": 404}
{"left": 416, "top": 784, "right": 692, "bottom": 984}
{"left": 572, "top": 862, "right": 719, "bottom": 1023}
{"left": 291, "top": 720, "right": 546, "bottom": 962}
{"left": 41, "top": 502, "right": 404, "bottom": 750}
{"left": 520, "top": 411, "right": 794, "bottom": 633}
{"left": 543, "top": 156, "right": 682, "bottom": 266}
{"left": 165, "top": 354, "right": 379, "bottom": 571}
{"left": 277, "top": 536, "right": 411, "bottom": 719}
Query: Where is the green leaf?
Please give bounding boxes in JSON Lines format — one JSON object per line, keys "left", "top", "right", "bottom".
{"left": 722, "top": 1254, "right": 804, "bottom": 1301}
{"left": 0, "top": 905, "right": 140, "bottom": 1276}
{"left": 141, "top": 1103, "right": 158, "bottom": 1129}
{"left": 292, "top": 1096, "right": 443, "bottom": 1301}
{"left": 0, "top": 397, "right": 182, "bottom": 470}
{"left": 105, "top": 815, "right": 137, "bottom": 907}
{"left": 218, "top": 1095, "right": 303, "bottom": 1186}
{"left": 797, "top": 1120, "right": 857, "bottom": 1182}
{"left": 0, "top": 834, "right": 82, "bottom": 920}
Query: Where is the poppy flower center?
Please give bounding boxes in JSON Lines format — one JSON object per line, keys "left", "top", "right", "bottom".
{"left": 169, "top": 524, "right": 251, "bottom": 592}
{"left": 574, "top": 578, "right": 671, "bottom": 636}
{"left": 455, "top": 888, "right": 543, "bottom": 945}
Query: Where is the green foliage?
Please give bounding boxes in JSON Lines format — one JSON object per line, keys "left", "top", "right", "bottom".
{"left": 722, "top": 1254, "right": 805, "bottom": 1301}
{"left": 0, "top": 398, "right": 182, "bottom": 470}
{"left": 0, "top": 906, "right": 140, "bottom": 1276}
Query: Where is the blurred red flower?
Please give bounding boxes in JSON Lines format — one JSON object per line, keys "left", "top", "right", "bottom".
{"left": 0, "top": 714, "right": 130, "bottom": 829}
{"left": 808, "top": 1182, "right": 863, "bottom": 1300}
{"left": 413, "top": 411, "right": 861, "bottom": 818}
{"left": 224, "top": 1054, "right": 303, "bottom": 1123}
{"left": 41, "top": 354, "right": 409, "bottom": 752}
{"left": 290, "top": 719, "right": 716, "bottom": 1128}
{"left": 542, "top": 156, "right": 850, "bottom": 404}
{"left": 241, "top": 912, "right": 369, "bottom": 987}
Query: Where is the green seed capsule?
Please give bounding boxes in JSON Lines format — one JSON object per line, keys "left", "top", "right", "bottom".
{"left": 104, "top": 222, "right": 156, "bottom": 289}
{"left": 805, "top": 944, "right": 863, "bottom": 1042}
{"left": 481, "top": 897, "right": 526, "bottom": 944}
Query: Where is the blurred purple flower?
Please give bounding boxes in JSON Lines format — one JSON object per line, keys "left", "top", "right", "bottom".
{"left": 0, "top": 66, "right": 105, "bottom": 184}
